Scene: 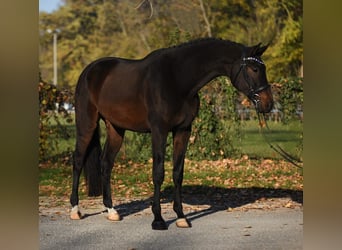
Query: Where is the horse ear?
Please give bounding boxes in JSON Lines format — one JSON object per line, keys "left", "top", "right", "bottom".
{"left": 255, "top": 44, "right": 269, "bottom": 57}
{"left": 249, "top": 43, "right": 268, "bottom": 57}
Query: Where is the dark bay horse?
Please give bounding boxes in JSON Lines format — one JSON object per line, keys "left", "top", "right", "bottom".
{"left": 70, "top": 38, "right": 273, "bottom": 230}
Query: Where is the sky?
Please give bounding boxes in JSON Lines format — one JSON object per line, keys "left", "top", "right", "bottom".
{"left": 39, "top": 0, "right": 63, "bottom": 13}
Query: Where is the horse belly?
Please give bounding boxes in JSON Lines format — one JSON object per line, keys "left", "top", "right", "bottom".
{"left": 99, "top": 101, "right": 150, "bottom": 132}
{"left": 97, "top": 68, "right": 150, "bottom": 131}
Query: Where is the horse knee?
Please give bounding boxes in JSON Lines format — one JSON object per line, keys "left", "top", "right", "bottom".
{"left": 152, "top": 165, "right": 165, "bottom": 185}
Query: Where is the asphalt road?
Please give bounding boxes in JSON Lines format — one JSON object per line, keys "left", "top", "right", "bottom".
{"left": 40, "top": 207, "right": 303, "bottom": 250}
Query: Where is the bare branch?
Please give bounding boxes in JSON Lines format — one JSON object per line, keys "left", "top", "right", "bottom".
{"left": 116, "top": 10, "right": 127, "bottom": 37}
{"left": 198, "top": 0, "right": 212, "bottom": 37}
{"left": 135, "top": 0, "right": 145, "bottom": 9}
{"left": 135, "top": 0, "right": 154, "bottom": 19}
{"left": 140, "top": 33, "right": 151, "bottom": 51}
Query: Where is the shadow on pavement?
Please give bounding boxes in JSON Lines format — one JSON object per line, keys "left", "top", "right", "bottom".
{"left": 81, "top": 186, "right": 302, "bottom": 225}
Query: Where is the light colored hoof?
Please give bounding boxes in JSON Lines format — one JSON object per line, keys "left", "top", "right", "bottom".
{"left": 70, "top": 206, "right": 82, "bottom": 220}
{"left": 107, "top": 208, "right": 121, "bottom": 221}
{"left": 176, "top": 218, "right": 191, "bottom": 228}
{"left": 70, "top": 212, "right": 82, "bottom": 220}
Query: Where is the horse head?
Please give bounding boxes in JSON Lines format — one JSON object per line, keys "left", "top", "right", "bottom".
{"left": 231, "top": 43, "right": 274, "bottom": 113}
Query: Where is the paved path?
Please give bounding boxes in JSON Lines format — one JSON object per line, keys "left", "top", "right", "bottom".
{"left": 40, "top": 205, "right": 302, "bottom": 250}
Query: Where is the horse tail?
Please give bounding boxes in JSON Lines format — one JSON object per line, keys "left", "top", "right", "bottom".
{"left": 76, "top": 62, "right": 103, "bottom": 197}
{"left": 83, "top": 123, "right": 102, "bottom": 196}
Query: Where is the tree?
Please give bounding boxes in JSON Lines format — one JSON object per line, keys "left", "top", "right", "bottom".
{"left": 38, "top": 0, "right": 303, "bottom": 164}
{"left": 267, "top": 0, "right": 303, "bottom": 79}
{"left": 39, "top": 0, "right": 303, "bottom": 86}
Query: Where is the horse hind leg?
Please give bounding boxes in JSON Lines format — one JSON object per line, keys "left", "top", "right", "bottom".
{"left": 101, "top": 120, "right": 125, "bottom": 221}
{"left": 70, "top": 105, "right": 100, "bottom": 220}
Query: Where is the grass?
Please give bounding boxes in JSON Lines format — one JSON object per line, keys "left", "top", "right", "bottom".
{"left": 39, "top": 115, "right": 303, "bottom": 200}
{"left": 39, "top": 166, "right": 75, "bottom": 197}
{"left": 39, "top": 158, "right": 303, "bottom": 200}
{"left": 236, "top": 120, "right": 303, "bottom": 160}
{"left": 45, "top": 113, "right": 303, "bottom": 162}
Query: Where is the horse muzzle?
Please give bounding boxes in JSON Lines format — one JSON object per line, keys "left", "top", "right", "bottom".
{"left": 251, "top": 87, "right": 274, "bottom": 113}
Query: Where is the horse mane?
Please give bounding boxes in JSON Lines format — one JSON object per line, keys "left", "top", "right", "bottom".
{"left": 144, "top": 38, "right": 244, "bottom": 59}
{"left": 168, "top": 37, "right": 240, "bottom": 49}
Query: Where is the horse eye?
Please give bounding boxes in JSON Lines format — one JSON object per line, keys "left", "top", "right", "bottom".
{"left": 252, "top": 67, "right": 258, "bottom": 73}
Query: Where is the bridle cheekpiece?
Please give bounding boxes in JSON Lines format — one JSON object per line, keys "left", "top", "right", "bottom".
{"left": 233, "top": 56, "right": 270, "bottom": 108}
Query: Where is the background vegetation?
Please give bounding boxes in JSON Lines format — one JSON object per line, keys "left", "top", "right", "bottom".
{"left": 39, "top": 0, "right": 302, "bottom": 86}
{"left": 39, "top": 1, "right": 303, "bottom": 198}
{"left": 39, "top": 0, "right": 303, "bottom": 165}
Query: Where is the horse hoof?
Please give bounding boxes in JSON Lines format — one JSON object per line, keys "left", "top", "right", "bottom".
{"left": 107, "top": 212, "right": 121, "bottom": 221}
{"left": 107, "top": 208, "right": 121, "bottom": 221}
{"left": 176, "top": 218, "right": 191, "bottom": 228}
{"left": 70, "top": 211, "right": 82, "bottom": 220}
{"left": 70, "top": 205, "right": 82, "bottom": 220}
{"left": 152, "top": 220, "right": 168, "bottom": 230}
{"left": 70, "top": 206, "right": 82, "bottom": 220}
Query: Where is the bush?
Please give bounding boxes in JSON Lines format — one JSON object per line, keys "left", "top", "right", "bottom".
{"left": 270, "top": 77, "right": 303, "bottom": 159}
{"left": 278, "top": 77, "right": 303, "bottom": 123}
{"left": 187, "top": 78, "right": 240, "bottom": 160}
{"left": 39, "top": 76, "right": 74, "bottom": 163}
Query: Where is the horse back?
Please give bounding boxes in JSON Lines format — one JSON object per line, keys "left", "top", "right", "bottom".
{"left": 75, "top": 55, "right": 198, "bottom": 132}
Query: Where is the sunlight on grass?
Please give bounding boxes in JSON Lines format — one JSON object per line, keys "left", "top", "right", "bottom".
{"left": 39, "top": 157, "right": 302, "bottom": 200}
{"left": 39, "top": 118, "right": 303, "bottom": 201}
{"left": 236, "top": 120, "right": 303, "bottom": 159}
{"left": 44, "top": 116, "right": 303, "bottom": 163}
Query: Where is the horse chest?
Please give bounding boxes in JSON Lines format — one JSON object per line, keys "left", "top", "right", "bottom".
{"left": 169, "top": 95, "right": 199, "bottom": 128}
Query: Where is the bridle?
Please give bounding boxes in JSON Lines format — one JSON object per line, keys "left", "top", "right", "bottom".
{"left": 232, "top": 55, "right": 303, "bottom": 169}
{"left": 232, "top": 56, "right": 271, "bottom": 108}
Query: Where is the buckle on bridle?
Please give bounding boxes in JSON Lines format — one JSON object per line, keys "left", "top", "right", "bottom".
{"left": 252, "top": 93, "right": 260, "bottom": 103}
{"left": 249, "top": 84, "right": 270, "bottom": 107}
{"left": 249, "top": 93, "right": 260, "bottom": 108}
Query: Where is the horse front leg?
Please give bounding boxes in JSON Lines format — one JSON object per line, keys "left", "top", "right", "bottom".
{"left": 151, "top": 127, "right": 168, "bottom": 230}
{"left": 172, "top": 126, "right": 192, "bottom": 228}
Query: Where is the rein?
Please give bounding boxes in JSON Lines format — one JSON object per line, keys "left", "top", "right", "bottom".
{"left": 233, "top": 54, "right": 302, "bottom": 168}
{"left": 256, "top": 112, "right": 303, "bottom": 169}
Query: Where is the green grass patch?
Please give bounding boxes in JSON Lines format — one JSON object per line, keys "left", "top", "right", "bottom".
{"left": 42, "top": 113, "right": 303, "bottom": 164}
{"left": 235, "top": 120, "right": 303, "bottom": 160}
{"left": 39, "top": 116, "right": 303, "bottom": 200}
{"left": 39, "top": 166, "right": 75, "bottom": 197}
{"left": 39, "top": 158, "right": 303, "bottom": 201}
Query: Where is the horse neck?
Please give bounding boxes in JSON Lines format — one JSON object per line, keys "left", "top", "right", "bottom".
{"left": 173, "top": 40, "right": 243, "bottom": 97}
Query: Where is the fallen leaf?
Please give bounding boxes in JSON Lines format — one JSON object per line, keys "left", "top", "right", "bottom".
{"left": 285, "top": 202, "right": 293, "bottom": 208}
